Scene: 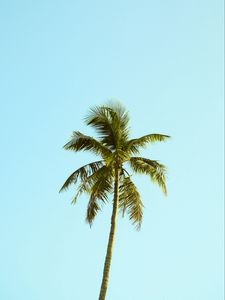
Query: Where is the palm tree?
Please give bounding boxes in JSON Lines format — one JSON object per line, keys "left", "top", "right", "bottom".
{"left": 60, "top": 102, "right": 170, "bottom": 300}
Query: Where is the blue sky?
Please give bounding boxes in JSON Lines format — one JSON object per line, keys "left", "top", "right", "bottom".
{"left": 0, "top": 0, "right": 224, "bottom": 299}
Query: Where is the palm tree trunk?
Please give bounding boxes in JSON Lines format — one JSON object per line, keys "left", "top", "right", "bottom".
{"left": 98, "top": 168, "right": 119, "bottom": 300}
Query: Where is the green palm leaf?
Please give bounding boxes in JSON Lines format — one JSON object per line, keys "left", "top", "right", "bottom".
{"left": 59, "top": 160, "right": 104, "bottom": 192}
{"left": 85, "top": 102, "right": 129, "bottom": 150}
{"left": 124, "top": 134, "right": 170, "bottom": 154}
{"left": 70, "top": 165, "right": 111, "bottom": 204}
{"left": 130, "top": 157, "right": 167, "bottom": 195}
{"left": 63, "top": 131, "right": 111, "bottom": 158}
{"left": 86, "top": 166, "right": 114, "bottom": 225}
{"left": 119, "top": 176, "right": 143, "bottom": 230}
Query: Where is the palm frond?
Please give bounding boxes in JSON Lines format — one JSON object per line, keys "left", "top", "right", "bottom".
{"left": 119, "top": 176, "right": 143, "bottom": 230}
{"left": 70, "top": 165, "right": 112, "bottom": 204}
{"left": 107, "top": 101, "right": 130, "bottom": 144}
{"left": 64, "top": 164, "right": 113, "bottom": 224}
{"left": 86, "top": 166, "right": 114, "bottom": 225}
{"left": 124, "top": 134, "right": 170, "bottom": 154}
{"left": 130, "top": 157, "right": 167, "bottom": 195}
{"left": 63, "top": 131, "right": 111, "bottom": 158}
{"left": 84, "top": 102, "right": 130, "bottom": 150}
{"left": 86, "top": 199, "right": 101, "bottom": 226}
{"left": 59, "top": 160, "right": 104, "bottom": 192}
{"left": 84, "top": 106, "right": 117, "bottom": 149}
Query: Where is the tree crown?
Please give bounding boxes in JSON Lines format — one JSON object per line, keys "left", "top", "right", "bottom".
{"left": 60, "top": 102, "right": 170, "bottom": 229}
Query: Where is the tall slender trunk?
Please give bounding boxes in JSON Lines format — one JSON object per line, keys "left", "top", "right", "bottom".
{"left": 98, "top": 168, "right": 119, "bottom": 300}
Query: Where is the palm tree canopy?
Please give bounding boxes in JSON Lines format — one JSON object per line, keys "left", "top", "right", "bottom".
{"left": 60, "top": 102, "right": 170, "bottom": 229}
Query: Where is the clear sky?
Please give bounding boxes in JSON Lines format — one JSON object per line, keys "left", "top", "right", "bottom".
{"left": 0, "top": 0, "right": 224, "bottom": 299}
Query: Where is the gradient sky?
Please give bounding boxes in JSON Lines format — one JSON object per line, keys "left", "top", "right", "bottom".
{"left": 0, "top": 1, "right": 224, "bottom": 299}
